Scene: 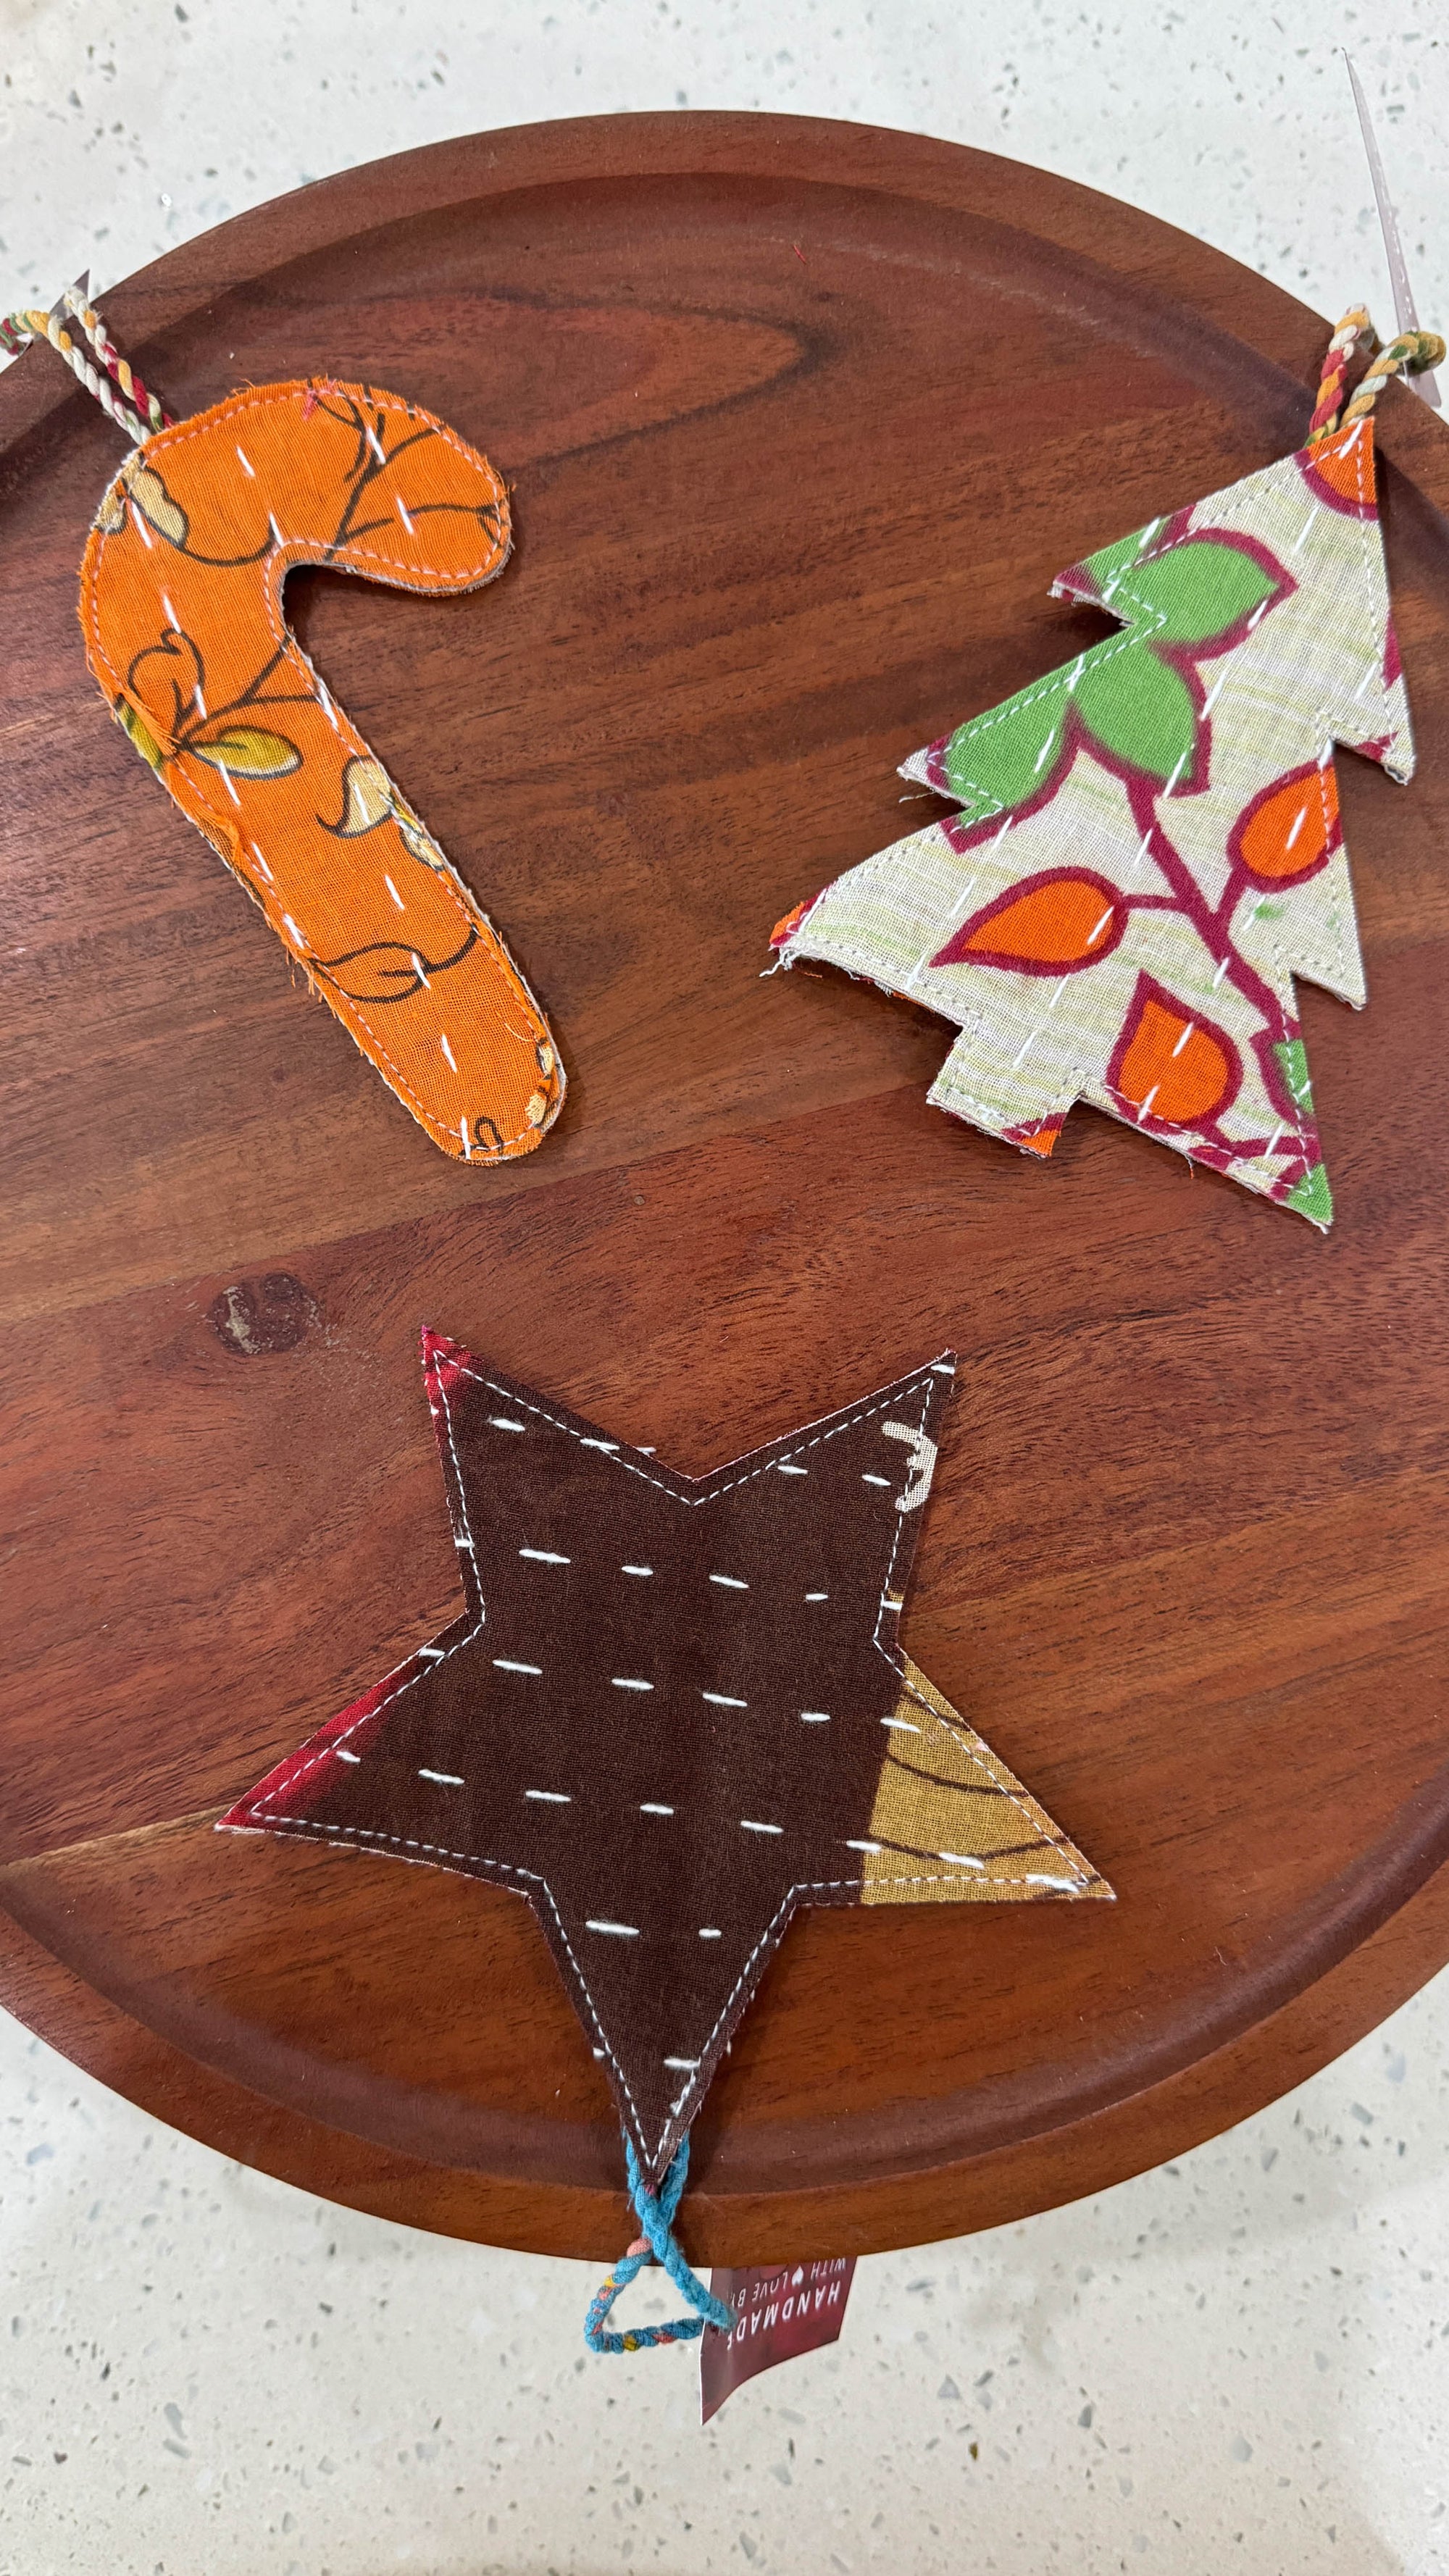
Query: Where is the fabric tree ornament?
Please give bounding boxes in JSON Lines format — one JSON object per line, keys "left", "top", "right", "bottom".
{"left": 3, "top": 281, "right": 562, "bottom": 1162}
{"left": 220, "top": 1329, "right": 1111, "bottom": 2351}
{"left": 770, "top": 311, "right": 1443, "bottom": 1226}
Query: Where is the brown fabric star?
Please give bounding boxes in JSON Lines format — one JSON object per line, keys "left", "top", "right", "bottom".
{"left": 220, "top": 1331, "right": 1110, "bottom": 2180}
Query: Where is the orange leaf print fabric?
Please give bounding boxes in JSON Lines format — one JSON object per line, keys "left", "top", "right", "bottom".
{"left": 772, "top": 409, "right": 1416, "bottom": 1230}
{"left": 930, "top": 870, "right": 1126, "bottom": 974}
{"left": 1107, "top": 979, "right": 1239, "bottom": 1125}
{"left": 80, "top": 380, "right": 564, "bottom": 1163}
{"left": 1229, "top": 763, "right": 1341, "bottom": 888}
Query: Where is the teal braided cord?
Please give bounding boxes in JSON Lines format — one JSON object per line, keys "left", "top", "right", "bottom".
{"left": 583, "top": 2133, "right": 733, "bottom": 2355}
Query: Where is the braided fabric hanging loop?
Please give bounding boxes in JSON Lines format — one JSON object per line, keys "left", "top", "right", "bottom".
{"left": 1305, "top": 306, "right": 1376, "bottom": 448}
{"left": 1340, "top": 326, "right": 1447, "bottom": 428}
{"left": 1306, "top": 304, "right": 1445, "bottom": 449}
{"left": 59, "top": 280, "right": 174, "bottom": 433}
{"left": 584, "top": 2133, "right": 733, "bottom": 2356}
{"left": 0, "top": 282, "right": 175, "bottom": 443}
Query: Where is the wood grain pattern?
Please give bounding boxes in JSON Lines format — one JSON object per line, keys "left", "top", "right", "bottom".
{"left": 2, "top": 113, "right": 1448, "bottom": 2262}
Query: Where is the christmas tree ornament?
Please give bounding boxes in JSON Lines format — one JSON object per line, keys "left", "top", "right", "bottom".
{"left": 219, "top": 1329, "right": 1110, "bottom": 2351}
{"left": 770, "top": 311, "right": 1443, "bottom": 1226}
{"left": 1, "top": 281, "right": 563, "bottom": 1162}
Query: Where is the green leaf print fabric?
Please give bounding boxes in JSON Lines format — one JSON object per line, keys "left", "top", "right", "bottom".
{"left": 772, "top": 414, "right": 1415, "bottom": 1229}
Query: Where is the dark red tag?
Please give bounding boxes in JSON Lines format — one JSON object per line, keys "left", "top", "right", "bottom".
{"left": 699, "top": 2259, "right": 856, "bottom": 2422}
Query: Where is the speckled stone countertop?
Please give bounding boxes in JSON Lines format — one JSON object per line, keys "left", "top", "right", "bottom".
{"left": 2, "top": 6, "right": 1448, "bottom": 2569}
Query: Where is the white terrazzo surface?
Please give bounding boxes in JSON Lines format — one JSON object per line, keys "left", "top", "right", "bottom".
{"left": 2, "top": 1987, "right": 1447, "bottom": 2572}
{"left": 3, "top": 4, "right": 1448, "bottom": 2569}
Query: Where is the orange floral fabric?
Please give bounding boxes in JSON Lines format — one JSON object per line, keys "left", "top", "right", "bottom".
{"left": 80, "top": 380, "right": 564, "bottom": 1161}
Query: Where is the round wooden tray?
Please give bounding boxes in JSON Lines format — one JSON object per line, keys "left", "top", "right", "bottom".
{"left": 4, "top": 114, "right": 1448, "bottom": 2264}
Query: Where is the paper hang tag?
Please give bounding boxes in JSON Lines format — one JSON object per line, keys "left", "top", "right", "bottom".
{"left": 700, "top": 2259, "right": 856, "bottom": 2422}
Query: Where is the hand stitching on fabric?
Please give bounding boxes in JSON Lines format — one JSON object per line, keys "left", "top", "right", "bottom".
{"left": 81, "top": 381, "right": 546, "bottom": 1158}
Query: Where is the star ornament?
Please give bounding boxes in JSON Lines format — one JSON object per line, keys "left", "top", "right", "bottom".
{"left": 220, "top": 1331, "right": 1111, "bottom": 2182}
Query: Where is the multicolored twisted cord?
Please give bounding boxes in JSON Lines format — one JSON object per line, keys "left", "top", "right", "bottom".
{"left": 584, "top": 2133, "right": 733, "bottom": 2355}
{"left": 1339, "top": 326, "right": 1446, "bottom": 429}
{"left": 1306, "top": 304, "right": 1446, "bottom": 449}
{"left": 0, "top": 282, "right": 174, "bottom": 443}
{"left": 1305, "top": 306, "right": 1377, "bottom": 449}
{"left": 59, "top": 280, "right": 175, "bottom": 433}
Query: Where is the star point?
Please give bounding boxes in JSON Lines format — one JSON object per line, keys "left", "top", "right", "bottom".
{"left": 221, "top": 1336, "right": 1109, "bottom": 2179}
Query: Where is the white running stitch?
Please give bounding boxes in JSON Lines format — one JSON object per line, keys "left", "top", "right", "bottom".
{"left": 246, "top": 1345, "right": 965, "bottom": 2174}
{"left": 654, "top": 1367, "right": 968, "bottom": 2164}
{"left": 245, "top": 1350, "right": 495, "bottom": 1812}
{"left": 82, "top": 382, "right": 547, "bottom": 1159}
{"left": 237, "top": 1807, "right": 1085, "bottom": 2177}
{"left": 244, "top": 1807, "right": 645, "bottom": 2132}
{"left": 648, "top": 1828, "right": 1093, "bottom": 2168}
{"left": 891, "top": 1665, "right": 1093, "bottom": 1881}
{"left": 801, "top": 448, "right": 1378, "bottom": 1186}
{"left": 249, "top": 1347, "right": 950, "bottom": 1809}
{"left": 940, "top": 622, "right": 1154, "bottom": 815}
{"left": 453, "top": 1356, "right": 952, "bottom": 1506}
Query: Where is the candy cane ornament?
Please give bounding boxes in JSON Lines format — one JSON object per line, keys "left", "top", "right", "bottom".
{"left": 78, "top": 372, "right": 563, "bottom": 1161}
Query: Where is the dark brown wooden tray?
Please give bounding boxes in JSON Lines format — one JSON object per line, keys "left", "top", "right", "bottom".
{"left": 4, "top": 112, "right": 1448, "bottom": 2264}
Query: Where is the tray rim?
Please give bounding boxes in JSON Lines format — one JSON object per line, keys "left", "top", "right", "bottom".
{"left": 4, "top": 108, "right": 1448, "bottom": 2262}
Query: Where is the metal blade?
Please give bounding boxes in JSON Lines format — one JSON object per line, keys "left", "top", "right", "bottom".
{"left": 1345, "top": 51, "right": 1441, "bottom": 410}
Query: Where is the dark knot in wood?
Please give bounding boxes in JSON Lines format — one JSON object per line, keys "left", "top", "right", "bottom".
{"left": 207, "top": 1272, "right": 322, "bottom": 1356}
